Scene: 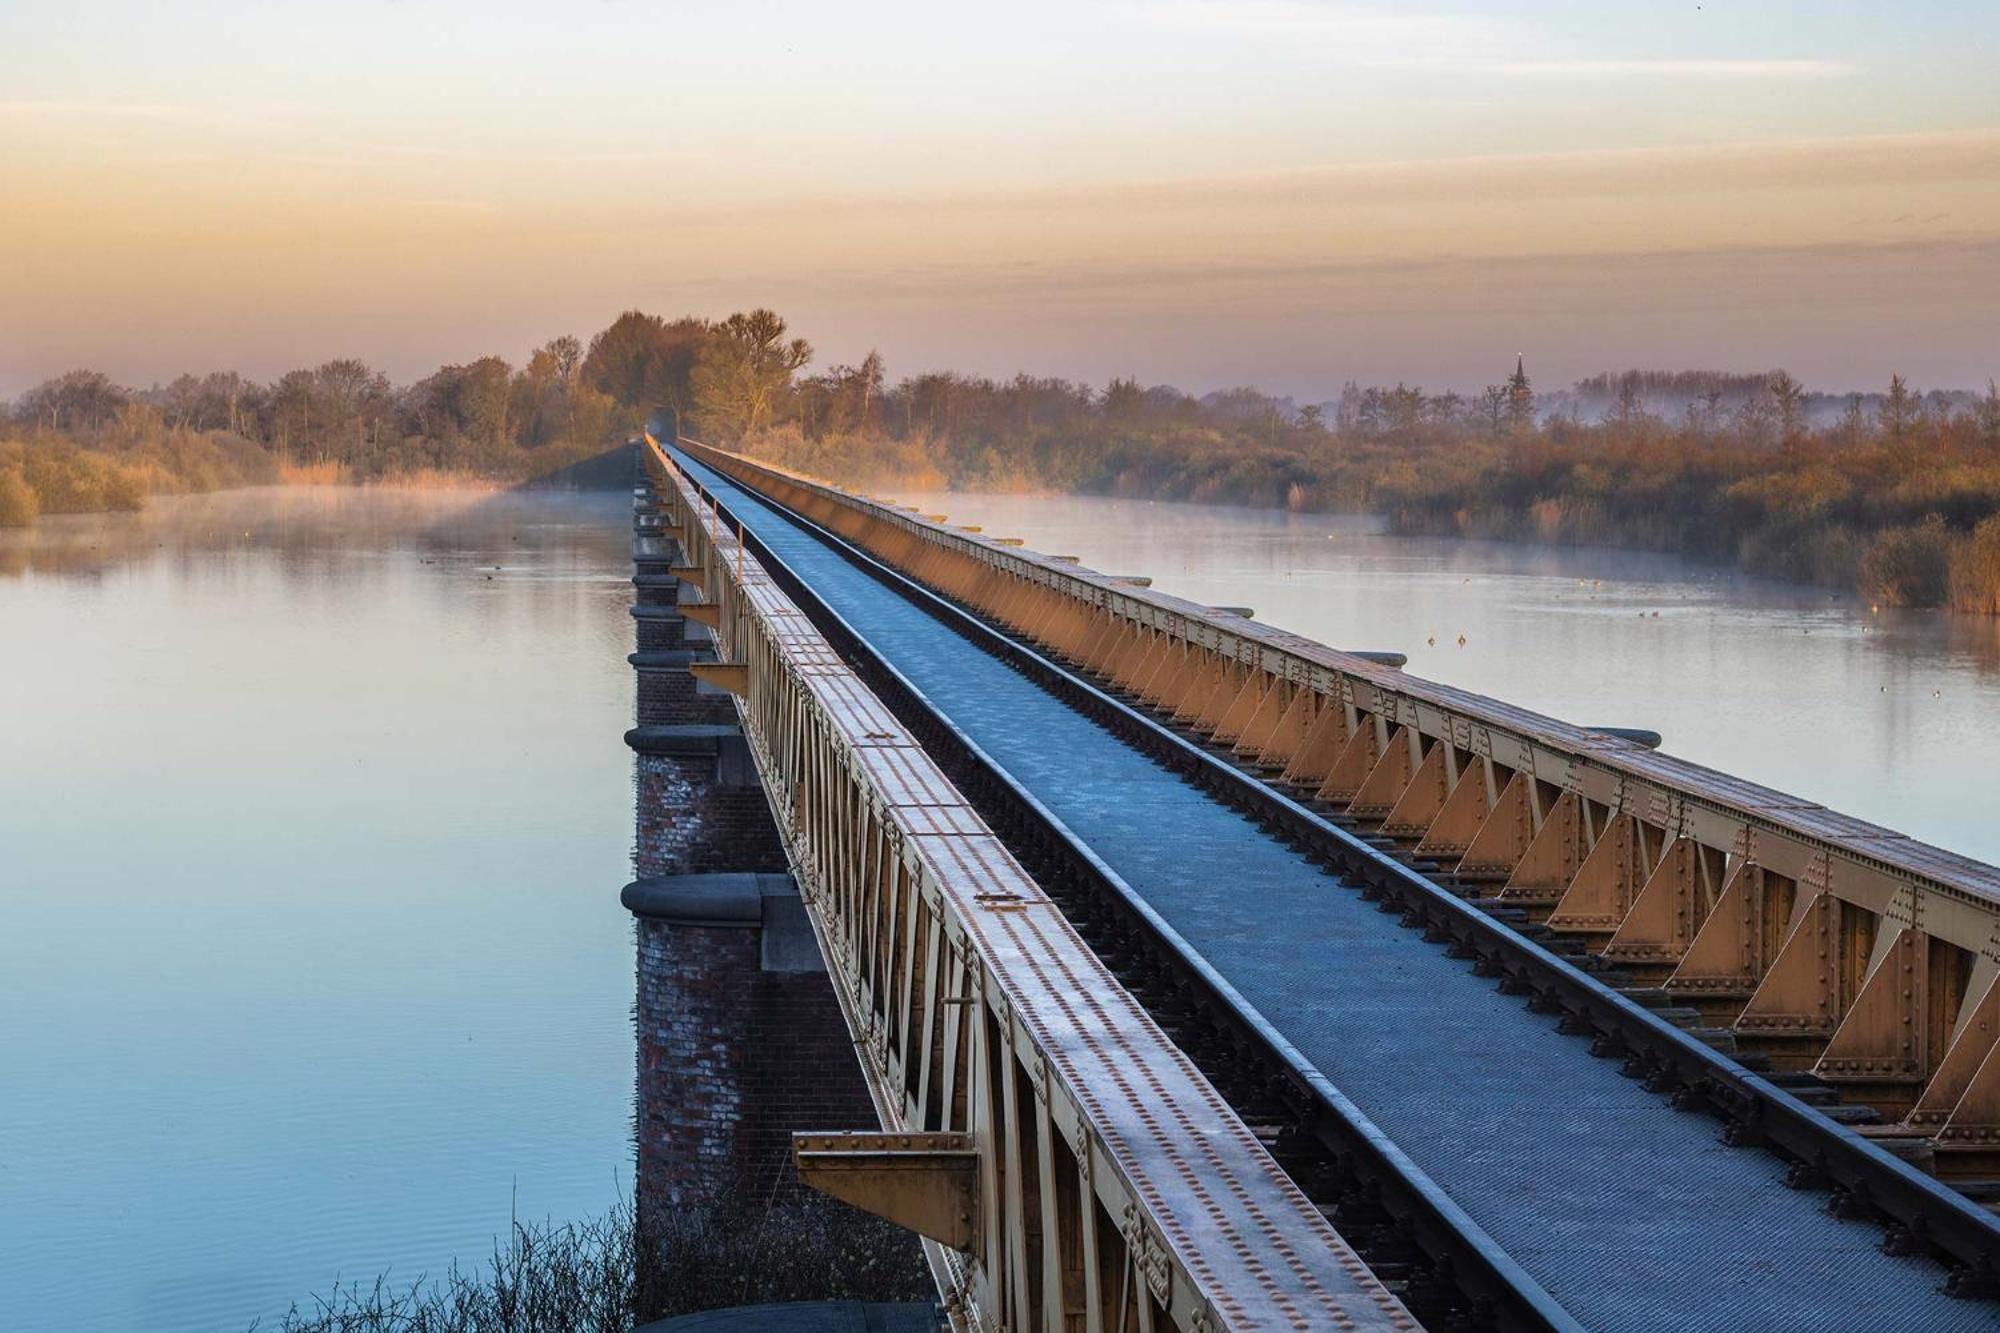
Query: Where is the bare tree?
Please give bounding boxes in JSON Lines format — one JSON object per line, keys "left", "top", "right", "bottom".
{"left": 691, "top": 309, "right": 813, "bottom": 440}
{"left": 1879, "top": 374, "right": 1919, "bottom": 442}
{"left": 1768, "top": 371, "right": 1806, "bottom": 449}
{"left": 22, "top": 370, "right": 126, "bottom": 433}
{"left": 582, "top": 311, "right": 711, "bottom": 434}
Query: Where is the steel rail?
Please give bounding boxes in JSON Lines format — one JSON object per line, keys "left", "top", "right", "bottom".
{"left": 669, "top": 440, "right": 2000, "bottom": 1300}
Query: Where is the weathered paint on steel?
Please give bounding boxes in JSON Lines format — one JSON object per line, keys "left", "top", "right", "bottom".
{"left": 643, "top": 438, "right": 1415, "bottom": 1333}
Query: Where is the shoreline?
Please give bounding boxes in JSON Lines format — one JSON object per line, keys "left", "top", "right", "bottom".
{"left": 824, "top": 470, "right": 2000, "bottom": 617}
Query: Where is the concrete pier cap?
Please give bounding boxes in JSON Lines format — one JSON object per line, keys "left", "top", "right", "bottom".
{"left": 624, "top": 723, "right": 757, "bottom": 782}
{"left": 622, "top": 872, "right": 825, "bottom": 974}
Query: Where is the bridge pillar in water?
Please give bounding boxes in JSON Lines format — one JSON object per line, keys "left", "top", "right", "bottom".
{"left": 625, "top": 724, "right": 787, "bottom": 875}
{"left": 630, "top": 486, "right": 686, "bottom": 656}
{"left": 623, "top": 873, "right": 877, "bottom": 1216}
{"left": 622, "top": 475, "right": 879, "bottom": 1249}
{"left": 630, "top": 484, "right": 735, "bottom": 728}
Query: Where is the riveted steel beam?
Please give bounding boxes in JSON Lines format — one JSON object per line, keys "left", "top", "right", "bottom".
{"left": 793, "top": 1131, "right": 979, "bottom": 1250}
{"left": 638, "top": 433, "right": 1421, "bottom": 1333}
{"left": 673, "top": 433, "right": 2000, "bottom": 1293}
{"left": 688, "top": 661, "right": 748, "bottom": 696}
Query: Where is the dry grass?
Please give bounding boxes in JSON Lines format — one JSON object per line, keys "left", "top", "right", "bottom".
{"left": 366, "top": 468, "right": 506, "bottom": 492}
{"left": 259, "top": 1193, "right": 932, "bottom": 1333}
{"left": 278, "top": 460, "right": 349, "bottom": 485}
{"left": 277, "top": 462, "right": 504, "bottom": 491}
{"left": 636, "top": 1190, "right": 932, "bottom": 1322}
{"left": 259, "top": 1210, "right": 634, "bottom": 1333}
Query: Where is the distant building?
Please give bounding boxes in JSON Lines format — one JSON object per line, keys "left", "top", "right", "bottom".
{"left": 1504, "top": 355, "right": 1535, "bottom": 432}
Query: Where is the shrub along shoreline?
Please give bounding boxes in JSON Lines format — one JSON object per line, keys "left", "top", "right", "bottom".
{"left": 255, "top": 1193, "right": 929, "bottom": 1333}
{"left": 734, "top": 368, "right": 2000, "bottom": 615}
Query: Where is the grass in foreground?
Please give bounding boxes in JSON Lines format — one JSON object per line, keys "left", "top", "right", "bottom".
{"left": 261, "top": 1193, "right": 932, "bottom": 1333}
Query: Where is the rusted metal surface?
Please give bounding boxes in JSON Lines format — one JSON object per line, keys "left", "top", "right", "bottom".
{"left": 641, "top": 438, "right": 1415, "bottom": 1333}
{"left": 671, "top": 442, "right": 2000, "bottom": 1321}
{"left": 793, "top": 1132, "right": 980, "bottom": 1250}
{"left": 675, "top": 437, "right": 2000, "bottom": 1175}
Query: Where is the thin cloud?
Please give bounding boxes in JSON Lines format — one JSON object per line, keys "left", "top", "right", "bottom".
{"left": 1468, "top": 58, "right": 1853, "bottom": 80}
{"left": 1146, "top": 1, "right": 1503, "bottom": 52}
{"left": 0, "top": 99, "right": 193, "bottom": 118}
{"left": 793, "top": 237, "right": 2000, "bottom": 322}
{"left": 1143, "top": 2, "right": 1853, "bottom": 79}
{"left": 658, "top": 130, "right": 2000, "bottom": 233}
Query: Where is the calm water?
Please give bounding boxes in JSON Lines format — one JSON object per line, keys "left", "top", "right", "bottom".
{"left": 6, "top": 485, "right": 2000, "bottom": 1332}
{"left": 1, "top": 488, "right": 637, "bottom": 1332}
{"left": 892, "top": 491, "right": 2000, "bottom": 865}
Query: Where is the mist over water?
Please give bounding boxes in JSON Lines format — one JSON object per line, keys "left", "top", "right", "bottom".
{"left": 892, "top": 490, "right": 2000, "bottom": 865}
{"left": 0, "top": 488, "right": 637, "bottom": 1333}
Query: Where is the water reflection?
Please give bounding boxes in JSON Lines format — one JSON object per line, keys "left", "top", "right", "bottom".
{"left": 0, "top": 487, "right": 636, "bottom": 1333}
{"left": 7, "top": 483, "right": 1999, "bottom": 1330}
{"left": 891, "top": 492, "right": 2000, "bottom": 863}
{"left": 0, "top": 485, "right": 608, "bottom": 579}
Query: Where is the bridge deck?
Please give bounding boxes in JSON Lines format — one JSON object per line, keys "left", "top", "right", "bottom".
{"left": 671, "top": 447, "right": 1986, "bottom": 1332}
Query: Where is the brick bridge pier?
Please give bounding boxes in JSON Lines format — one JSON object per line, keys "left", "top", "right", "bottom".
{"left": 620, "top": 474, "right": 878, "bottom": 1238}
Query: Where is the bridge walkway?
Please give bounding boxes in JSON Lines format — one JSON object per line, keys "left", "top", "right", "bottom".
{"left": 670, "top": 447, "right": 1985, "bottom": 1332}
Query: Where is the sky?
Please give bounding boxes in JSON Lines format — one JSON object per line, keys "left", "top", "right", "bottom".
{"left": 2, "top": 1, "right": 1997, "bottom": 399}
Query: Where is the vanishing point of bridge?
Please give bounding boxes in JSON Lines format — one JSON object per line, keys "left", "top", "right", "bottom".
{"left": 622, "top": 434, "right": 2000, "bottom": 1332}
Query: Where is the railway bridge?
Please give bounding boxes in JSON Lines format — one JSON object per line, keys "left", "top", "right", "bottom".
{"left": 623, "top": 433, "right": 2000, "bottom": 1332}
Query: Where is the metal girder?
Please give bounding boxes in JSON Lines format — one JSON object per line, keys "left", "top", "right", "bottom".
{"left": 670, "top": 435, "right": 2000, "bottom": 1263}
{"left": 639, "top": 436, "right": 1418, "bottom": 1333}
{"left": 644, "top": 436, "right": 1424, "bottom": 1328}
{"left": 680, "top": 438, "right": 1999, "bottom": 938}
{"left": 792, "top": 1131, "right": 979, "bottom": 1251}
{"left": 689, "top": 661, "right": 748, "bottom": 696}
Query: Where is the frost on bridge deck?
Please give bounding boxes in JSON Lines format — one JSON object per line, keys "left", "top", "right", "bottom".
{"left": 915, "top": 807, "right": 1413, "bottom": 1332}
{"left": 651, "top": 446, "right": 1413, "bottom": 1332}
{"left": 669, "top": 443, "right": 1997, "bottom": 1333}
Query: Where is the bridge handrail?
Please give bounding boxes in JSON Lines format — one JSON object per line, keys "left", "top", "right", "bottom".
{"left": 641, "top": 436, "right": 1419, "bottom": 1333}
{"left": 674, "top": 439, "right": 2000, "bottom": 960}
{"left": 673, "top": 434, "right": 2000, "bottom": 1286}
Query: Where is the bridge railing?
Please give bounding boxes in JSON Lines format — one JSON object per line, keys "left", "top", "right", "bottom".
{"left": 675, "top": 437, "right": 2000, "bottom": 1159}
{"left": 640, "top": 437, "right": 1416, "bottom": 1333}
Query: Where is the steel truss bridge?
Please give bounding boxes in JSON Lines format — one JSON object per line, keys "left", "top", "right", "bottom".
{"left": 640, "top": 433, "right": 2000, "bottom": 1332}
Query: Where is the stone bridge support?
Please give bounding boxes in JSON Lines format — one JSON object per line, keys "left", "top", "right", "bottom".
{"left": 621, "top": 474, "right": 878, "bottom": 1245}
{"left": 623, "top": 873, "right": 879, "bottom": 1210}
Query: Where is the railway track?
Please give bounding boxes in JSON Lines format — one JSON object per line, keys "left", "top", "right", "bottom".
{"left": 668, "top": 445, "right": 2000, "bottom": 1330}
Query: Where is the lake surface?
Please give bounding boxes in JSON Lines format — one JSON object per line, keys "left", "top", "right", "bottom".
{"left": 0, "top": 487, "right": 637, "bottom": 1332}
{"left": 891, "top": 490, "right": 2000, "bottom": 864}
{"left": 6, "top": 483, "right": 2000, "bottom": 1332}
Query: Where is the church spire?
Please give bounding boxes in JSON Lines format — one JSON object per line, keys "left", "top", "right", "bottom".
{"left": 1504, "top": 353, "right": 1535, "bottom": 431}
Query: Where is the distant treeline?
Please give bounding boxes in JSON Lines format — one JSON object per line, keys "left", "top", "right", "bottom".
{"left": 1374, "top": 385, "right": 2000, "bottom": 615}
{"left": 726, "top": 349, "right": 2000, "bottom": 614}
{"left": 0, "top": 309, "right": 813, "bottom": 525}
{"left": 0, "top": 341, "right": 631, "bottom": 527}
{"left": 12, "top": 310, "right": 2000, "bottom": 613}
